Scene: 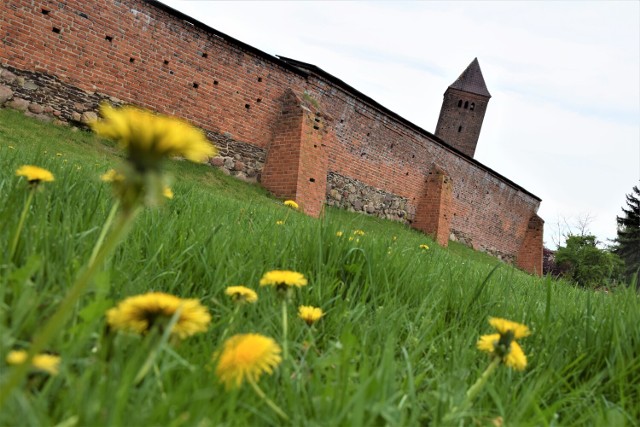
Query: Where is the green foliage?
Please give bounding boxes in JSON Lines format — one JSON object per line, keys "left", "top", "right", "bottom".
{"left": 555, "top": 235, "right": 623, "bottom": 288}
{"left": 615, "top": 185, "right": 640, "bottom": 284}
{"left": 1, "top": 109, "right": 639, "bottom": 426}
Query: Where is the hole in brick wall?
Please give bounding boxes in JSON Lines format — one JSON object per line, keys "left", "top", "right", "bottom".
{"left": 213, "top": 80, "right": 219, "bottom": 85}
{"left": 412, "top": 154, "right": 415, "bottom": 158}
{"left": 192, "top": 82, "right": 199, "bottom": 88}
{"left": 256, "top": 98, "right": 261, "bottom": 103}
{"left": 313, "top": 144, "right": 317, "bottom": 148}
{"left": 309, "top": 178, "right": 315, "bottom": 183}
{"left": 78, "top": 12, "right": 88, "bottom": 19}
{"left": 458, "top": 99, "right": 462, "bottom": 107}
{"left": 340, "top": 119, "right": 344, "bottom": 123}
{"left": 41, "top": 9, "right": 50, "bottom": 15}
{"left": 169, "top": 70, "right": 174, "bottom": 75}
{"left": 313, "top": 125, "right": 319, "bottom": 130}
{"left": 361, "top": 152, "right": 366, "bottom": 157}
{"left": 52, "top": 27, "right": 61, "bottom": 33}
{"left": 458, "top": 126, "right": 462, "bottom": 132}
{"left": 406, "top": 172, "right": 409, "bottom": 176}
{"left": 367, "top": 132, "right": 370, "bottom": 136}
{"left": 163, "top": 59, "right": 169, "bottom": 65}
{"left": 129, "top": 57, "right": 135, "bottom": 63}
{"left": 245, "top": 104, "right": 250, "bottom": 109}
{"left": 105, "top": 35, "right": 113, "bottom": 42}
{"left": 257, "top": 77, "right": 262, "bottom": 82}
{"left": 390, "top": 143, "right": 394, "bottom": 149}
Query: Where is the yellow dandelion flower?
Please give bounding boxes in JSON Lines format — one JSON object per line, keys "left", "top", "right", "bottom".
{"left": 336, "top": 231, "right": 343, "bottom": 237}
{"left": 283, "top": 200, "right": 299, "bottom": 210}
{"left": 215, "top": 333, "right": 282, "bottom": 389}
{"left": 477, "top": 317, "right": 530, "bottom": 371}
{"left": 504, "top": 340, "right": 527, "bottom": 371}
{"left": 225, "top": 286, "right": 258, "bottom": 304}
{"left": 298, "top": 305, "right": 324, "bottom": 325}
{"left": 56, "top": 153, "right": 62, "bottom": 157}
{"left": 276, "top": 220, "right": 284, "bottom": 225}
{"left": 488, "top": 317, "right": 530, "bottom": 339}
{"left": 420, "top": 244, "right": 429, "bottom": 250}
{"left": 16, "top": 165, "right": 55, "bottom": 184}
{"left": 6, "top": 350, "right": 60, "bottom": 376}
{"left": 100, "top": 169, "right": 125, "bottom": 182}
{"left": 90, "top": 104, "right": 216, "bottom": 170}
{"left": 392, "top": 236, "right": 397, "bottom": 241}
{"left": 259, "top": 270, "right": 307, "bottom": 289}
{"left": 163, "top": 186, "right": 174, "bottom": 199}
{"left": 353, "top": 229, "right": 365, "bottom": 236}
{"left": 8, "top": 145, "right": 15, "bottom": 149}
{"left": 106, "top": 292, "right": 211, "bottom": 339}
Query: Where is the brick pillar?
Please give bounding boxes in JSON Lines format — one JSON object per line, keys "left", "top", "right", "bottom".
{"left": 261, "top": 89, "right": 329, "bottom": 217}
{"left": 412, "top": 166, "right": 453, "bottom": 246}
{"left": 516, "top": 214, "right": 544, "bottom": 276}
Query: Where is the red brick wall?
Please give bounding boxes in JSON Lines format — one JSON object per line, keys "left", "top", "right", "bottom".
{"left": 0, "top": 0, "right": 543, "bottom": 274}
{"left": 413, "top": 167, "right": 453, "bottom": 246}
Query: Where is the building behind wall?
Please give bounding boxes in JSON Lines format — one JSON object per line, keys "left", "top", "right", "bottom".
{"left": 0, "top": 0, "right": 544, "bottom": 275}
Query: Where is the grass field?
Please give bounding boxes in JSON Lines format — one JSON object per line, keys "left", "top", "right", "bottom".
{"left": 0, "top": 108, "right": 638, "bottom": 426}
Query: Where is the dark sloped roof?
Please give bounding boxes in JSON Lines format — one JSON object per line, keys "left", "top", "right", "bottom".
{"left": 449, "top": 58, "right": 491, "bottom": 98}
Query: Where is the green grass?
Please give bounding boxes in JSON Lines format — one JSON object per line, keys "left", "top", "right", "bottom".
{"left": 1, "top": 108, "right": 638, "bottom": 426}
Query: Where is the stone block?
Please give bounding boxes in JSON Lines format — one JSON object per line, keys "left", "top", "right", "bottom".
{"left": 81, "top": 111, "right": 98, "bottom": 123}
{"left": 0, "top": 69, "right": 17, "bottom": 84}
{"left": 7, "top": 97, "right": 29, "bottom": 111}
{"left": 0, "top": 84, "right": 13, "bottom": 104}
{"left": 28, "top": 103, "right": 44, "bottom": 114}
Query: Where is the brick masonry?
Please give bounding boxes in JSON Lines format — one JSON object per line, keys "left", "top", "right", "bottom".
{"left": 0, "top": 0, "right": 543, "bottom": 274}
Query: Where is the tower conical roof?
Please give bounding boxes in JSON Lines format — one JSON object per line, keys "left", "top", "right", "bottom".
{"left": 448, "top": 58, "right": 491, "bottom": 98}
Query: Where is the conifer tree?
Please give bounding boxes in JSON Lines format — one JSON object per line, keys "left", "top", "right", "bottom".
{"left": 615, "top": 185, "right": 640, "bottom": 284}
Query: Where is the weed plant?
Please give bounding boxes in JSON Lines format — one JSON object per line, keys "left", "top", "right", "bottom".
{"left": 0, "top": 109, "right": 638, "bottom": 426}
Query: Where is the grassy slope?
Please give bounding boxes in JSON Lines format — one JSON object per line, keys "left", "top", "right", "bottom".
{"left": 0, "top": 109, "right": 638, "bottom": 426}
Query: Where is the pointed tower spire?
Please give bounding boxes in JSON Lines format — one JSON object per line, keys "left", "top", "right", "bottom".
{"left": 435, "top": 58, "right": 491, "bottom": 158}
{"left": 448, "top": 58, "right": 491, "bottom": 98}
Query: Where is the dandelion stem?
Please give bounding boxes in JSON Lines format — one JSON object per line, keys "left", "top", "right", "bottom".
{"left": 88, "top": 201, "right": 119, "bottom": 264}
{"left": 219, "top": 304, "right": 240, "bottom": 343}
{"left": 281, "top": 299, "right": 289, "bottom": 361}
{"left": 465, "top": 356, "right": 501, "bottom": 403}
{"left": 248, "top": 377, "right": 289, "bottom": 421}
{"left": 0, "top": 207, "right": 140, "bottom": 409}
{"left": 9, "top": 187, "right": 36, "bottom": 261}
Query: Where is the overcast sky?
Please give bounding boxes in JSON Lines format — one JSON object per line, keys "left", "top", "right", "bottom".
{"left": 160, "top": 0, "right": 639, "bottom": 248}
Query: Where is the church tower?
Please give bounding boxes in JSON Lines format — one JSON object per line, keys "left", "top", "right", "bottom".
{"left": 435, "top": 58, "right": 491, "bottom": 158}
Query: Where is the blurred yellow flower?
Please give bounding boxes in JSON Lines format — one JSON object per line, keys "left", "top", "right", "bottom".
{"left": 100, "top": 169, "right": 124, "bottom": 182}
{"left": 6, "top": 350, "right": 60, "bottom": 376}
{"left": 259, "top": 270, "right": 307, "bottom": 289}
{"left": 225, "top": 286, "right": 258, "bottom": 304}
{"left": 56, "top": 153, "right": 62, "bottom": 157}
{"left": 16, "top": 165, "right": 54, "bottom": 184}
{"left": 90, "top": 104, "right": 216, "bottom": 170}
{"left": 106, "top": 292, "right": 211, "bottom": 339}
{"left": 276, "top": 220, "right": 284, "bottom": 225}
{"left": 353, "top": 229, "right": 365, "bottom": 236}
{"left": 215, "top": 333, "right": 282, "bottom": 389}
{"left": 336, "top": 231, "right": 343, "bottom": 237}
{"left": 489, "top": 317, "right": 530, "bottom": 339}
{"left": 477, "top": 317, "right": 530, "bottom": 371}
{"left": 163, "top": 186, "right": 174, "bottom": 199}
{"left": 420, "top": 244, "right": 429, "bottom": 250}
{"left": 298, "top": 305, "right": 323, "bottom": 325}
{"left": 283, "top": 200, "right": 299, "bottom": 210}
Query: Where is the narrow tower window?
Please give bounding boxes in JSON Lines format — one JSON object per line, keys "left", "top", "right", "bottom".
{"left": 458, "top": 100, "right": 462, "bottom": 108}
{"left": 470, "top": 102, "right": 475, "bottom": 111}
{"left": 464, "top": 101, "right": 469, "bottom": 109}
{"left": 458, "top": 126, "right": 463, "bottom": 132}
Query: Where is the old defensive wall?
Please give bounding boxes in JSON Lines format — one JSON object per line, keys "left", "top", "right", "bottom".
{"left": 0, "top": 0, "right": 544, "bottom": 274}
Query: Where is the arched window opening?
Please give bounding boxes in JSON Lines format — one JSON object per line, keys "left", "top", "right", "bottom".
{"left": 470, "top": 102, "right": 475, "bottom": 111}
{"left": 458, "top": 126, "right": 463, "bottom": 132}
{"left": 464, "top": 101, "right": 469, "bottom": 109}
{"left": 457, "top": 99, "right": 463, "bottom": 108}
